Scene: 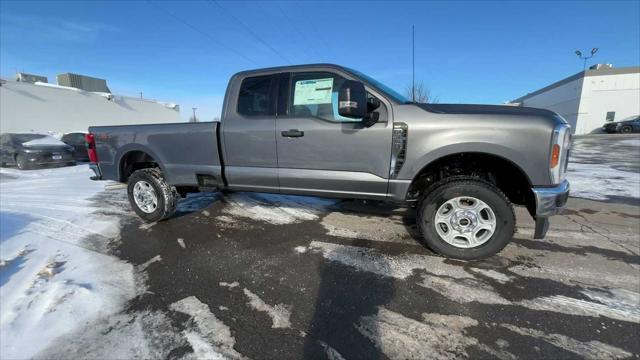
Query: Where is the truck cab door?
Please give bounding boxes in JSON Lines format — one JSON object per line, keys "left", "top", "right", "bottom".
{"left": 275, "top": 71, "right": 393, "bottom": 199}
{"left": 221, "top": 74, "right": 279, "bottom": 192}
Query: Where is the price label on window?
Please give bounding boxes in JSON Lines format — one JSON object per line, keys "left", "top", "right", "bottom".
{"left": 293, "top": 78, "right": 333, "bottom": 105}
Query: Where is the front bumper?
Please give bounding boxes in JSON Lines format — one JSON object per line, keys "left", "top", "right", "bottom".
{"left": 89, "top": 163, "right": 102, "bottom": 180}
{"left": 531, "top": 180, "right": 570, "bottom": 239}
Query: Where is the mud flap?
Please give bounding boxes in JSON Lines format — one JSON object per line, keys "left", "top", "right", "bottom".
{"left": 533, "top": 217, "right": 549, "bottom": 239}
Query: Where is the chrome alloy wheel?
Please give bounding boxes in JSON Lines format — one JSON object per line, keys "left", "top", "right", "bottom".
{"left": 133, "top": 180, "right": 158, "bottom": 214}
{"left": 434, "top": 196, "right": 497, "bottom": 248}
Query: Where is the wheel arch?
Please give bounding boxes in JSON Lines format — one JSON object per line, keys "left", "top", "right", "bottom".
{"left": 117, "top": 144, "right": 166, "bottom": 183}
{"left": 407, "top": 150, "right": 535, "bottom": 215}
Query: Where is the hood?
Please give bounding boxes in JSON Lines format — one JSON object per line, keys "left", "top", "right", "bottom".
{"left": 416, "top": 103, "right": 561, "bottom": 118}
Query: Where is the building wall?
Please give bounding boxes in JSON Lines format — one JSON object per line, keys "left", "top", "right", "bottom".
{"left": 517, "top": 78, "right": 583, "bottom": 131}
{"left": 576, "top": 72, "right": 640, "bottom": 135}
{"left": 0, "top": 81, "right": 181, "bottom": 135}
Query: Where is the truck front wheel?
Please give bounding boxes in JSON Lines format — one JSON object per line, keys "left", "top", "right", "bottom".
{"left": 417, "top": 177, "right": 515, "bottom": 260}
{"left": 127, "top": 168, "right": 178, "bottom": 223}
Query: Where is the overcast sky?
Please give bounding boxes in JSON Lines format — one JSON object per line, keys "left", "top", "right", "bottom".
{"left": 1, "top": 0, "right": 638, "bottom": 121}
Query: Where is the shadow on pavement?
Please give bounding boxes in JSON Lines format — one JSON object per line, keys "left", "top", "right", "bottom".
{"left": 303, "top": 239, "right": 395, "bottom": 359}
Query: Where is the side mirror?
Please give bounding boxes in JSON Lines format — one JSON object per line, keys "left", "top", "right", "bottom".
{"left": 338, "top": 80, "right": 367, "bottom": 119}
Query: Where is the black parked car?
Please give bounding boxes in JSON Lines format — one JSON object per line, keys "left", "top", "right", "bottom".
{"left": 603, "top": 115, "right": 640, "bottom": 133}
{"left": 61, "top": 132, "right": 90, "bottom": 162}
{"left": 0, "top": 133, "right": 76, "bottom": 170}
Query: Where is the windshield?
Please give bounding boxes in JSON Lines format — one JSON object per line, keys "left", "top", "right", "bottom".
{"left": 346, "top": 68, "right": 410, "bottom": 104}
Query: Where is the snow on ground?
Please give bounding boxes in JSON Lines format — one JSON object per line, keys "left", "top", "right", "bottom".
{"left": 222, "top": 192, "right": 337, "bottom": 225}
{"left": 170, "top": 296, "right": 245, "bottom": 359}
{"left": 567, "top": 135, "right": 640, "bottom": 202}
{"left": 0, "top": 165, "right": 136, "bottom": 359}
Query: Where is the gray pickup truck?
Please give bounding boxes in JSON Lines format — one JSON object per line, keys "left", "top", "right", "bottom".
{"left": 88, "top": 64, "right": 570, "bottom": 259}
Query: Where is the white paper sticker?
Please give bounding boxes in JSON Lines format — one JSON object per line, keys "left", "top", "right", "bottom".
{"left": 293, "top": 78, "right": 333, "bottom": 105}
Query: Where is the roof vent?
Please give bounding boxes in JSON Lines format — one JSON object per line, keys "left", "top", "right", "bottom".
{"left": 589, "top": 63, "right": 613, "bottom": 70}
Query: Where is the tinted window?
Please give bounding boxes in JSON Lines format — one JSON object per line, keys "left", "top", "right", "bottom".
{"left": 606, "top": 111, "right": 615, "bottom": 122}
{"left": 63, "top": 133, "right": 85, "bottom": 144}
{"left": 289, "top": 72, "right": 360, "bottom": 123}
{"left": 237, "top": 75, "right": 274, "bottom": 116}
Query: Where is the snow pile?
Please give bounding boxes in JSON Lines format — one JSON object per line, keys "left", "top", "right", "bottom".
{"left": 0, "top": 165, "right": 135, "bottom": 359}
{"left": 170, "top": 296, "right": 245, "bottom": 359}
{"left": 567, "top": 136, "right": 640, "bottom": 201}
{"left": 21, "top": 135, "right": 67, "bottom": 147}
{"left": 356, "top": 307, "right": 479, "bottom": 359}
{"left": 223, "top": 192, "right": 336, "bottom": 225}
{"left": 566, "top": 163, "right": 640, "bottom": 201}
{"left": 242, "top": 288, "right": 292, "bottom": 328}
{"left": 501, "top": 324, "right": 631, "bottom": 358}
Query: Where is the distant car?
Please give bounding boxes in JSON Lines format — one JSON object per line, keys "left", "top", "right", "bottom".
{"left": 602, "top": 115, "right": 640, "bottom": 134}
{"left": 62, "top": 132, "right": 90, "bottom": 162}
{"left": 0, "top": 133, "right": 76, "bottom": 170}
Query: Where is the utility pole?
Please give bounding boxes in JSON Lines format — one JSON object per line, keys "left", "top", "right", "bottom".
{"left": 412, "top": 24, "right": 415, "bottom": 103}
{"left": 191, "top": 107, "right": 198, "bottom": 122}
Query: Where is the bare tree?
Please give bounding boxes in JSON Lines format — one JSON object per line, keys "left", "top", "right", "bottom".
{"left": 405, "top": 82, "right": 438, "bottom": 103}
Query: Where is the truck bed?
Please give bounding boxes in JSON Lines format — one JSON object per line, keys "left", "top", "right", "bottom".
{"left": 89, "top": 121, "right": 223, "bottom": 188}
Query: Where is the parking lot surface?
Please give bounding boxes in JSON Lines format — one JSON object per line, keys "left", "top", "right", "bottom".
{"left": 2, "top": 135, "right": 639, "bottom": 359}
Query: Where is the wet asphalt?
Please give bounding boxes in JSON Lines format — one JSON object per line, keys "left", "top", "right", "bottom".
{"left": 101, "top": 135, "right": 640, "bottom": 360}
{"left": 112, "top": 195, "right": 639, "bottom": 359}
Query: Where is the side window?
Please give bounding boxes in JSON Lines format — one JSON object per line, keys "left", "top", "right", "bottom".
{"left": 237, "top": 75, "right": 274, "bottom": 116}
{"left": 606, "top": 111, "right": 615, "bottom": 122}
{"left": 289, "top": 72, "right": 360, "bottom": 123}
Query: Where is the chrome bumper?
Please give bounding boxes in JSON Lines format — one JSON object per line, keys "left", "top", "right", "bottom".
{"left": 531, "top": 180, "right": 570, "bottom": 239}
{"left": 89, "top": 163, "right": 102, "bottom": 181}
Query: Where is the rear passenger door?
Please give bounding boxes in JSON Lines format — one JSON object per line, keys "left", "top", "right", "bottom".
{"left": 221, "top": 74, "right": 279, "bottom": 192}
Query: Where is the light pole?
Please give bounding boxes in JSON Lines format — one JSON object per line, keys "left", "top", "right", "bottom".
{"left": 191, "top": 107, "right": 198, "bottom": 122}
{"left": 575, "top": 48, "right": 599, "bottom": 71}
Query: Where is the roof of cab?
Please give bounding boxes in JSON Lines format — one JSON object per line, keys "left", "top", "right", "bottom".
{"left": 231, "top": 63, "right": 350, "bottom": 77}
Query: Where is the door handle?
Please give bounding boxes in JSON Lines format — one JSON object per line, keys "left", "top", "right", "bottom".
{"left": 281, "top": 129, "right": 304, "bottom": 138}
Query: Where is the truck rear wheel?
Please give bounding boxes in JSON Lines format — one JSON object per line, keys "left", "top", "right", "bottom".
{"left": 127, "top": 168, "right": 178, "bottom": 223}
{"left": 417, "top": 176, "right": 515, "bottom": 260}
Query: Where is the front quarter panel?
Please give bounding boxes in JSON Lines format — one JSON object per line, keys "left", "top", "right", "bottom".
{"left": 395, "top": 105, "right": 560, "bottom": 186}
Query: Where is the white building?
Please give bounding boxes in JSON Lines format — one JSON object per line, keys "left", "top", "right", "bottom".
{"left": 509, "top": 65, "right": 640, "bottom": 135}
{"left": 0, "top": 80, "right": 182, "bottom": 135}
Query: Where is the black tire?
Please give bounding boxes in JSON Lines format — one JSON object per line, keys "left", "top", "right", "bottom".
{"left": 620, "top": 125, "right": 633, "bottom": 134}
{"left": 16, "top": 154, "right": 29, "bottom": 170}
{"left": 417, "top": 176, "right": 515, "bottom": 260}
{"left": 127, "top": 168, "right": 178, "bottom": 222}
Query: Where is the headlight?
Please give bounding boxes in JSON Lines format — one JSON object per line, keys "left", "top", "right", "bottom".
{"left": 550, "top": 124, "right": 571, "bottom": 184}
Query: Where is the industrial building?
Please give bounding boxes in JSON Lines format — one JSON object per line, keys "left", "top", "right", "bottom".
{"left": 15, "top": 72, "right": 48, "bottom": 84}
{"left": 509, "top": 64, "right": 640, "bottom": 135}
{"left": 57, "top": 73, "right": 111, "bottom": 93}
{"left": 0, "top": 79, "right": 181, "bottom": 135}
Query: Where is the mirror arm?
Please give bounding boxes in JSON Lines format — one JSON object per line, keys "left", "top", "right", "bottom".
{"left": 363, "top": 111, "right": 379, "bottom": 127}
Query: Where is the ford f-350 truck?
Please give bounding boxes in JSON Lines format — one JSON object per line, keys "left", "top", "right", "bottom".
{"left": 87, "top": 64, "right": 571, "bottom": 259}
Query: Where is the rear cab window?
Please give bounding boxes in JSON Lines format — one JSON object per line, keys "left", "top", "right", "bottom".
{"left": 237, "top": 75, "right": 275, "bottom": 116}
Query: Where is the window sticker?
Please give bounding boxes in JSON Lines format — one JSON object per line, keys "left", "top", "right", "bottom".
{"left": 293, "top": 78, "right": 333, "bottom": 105}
